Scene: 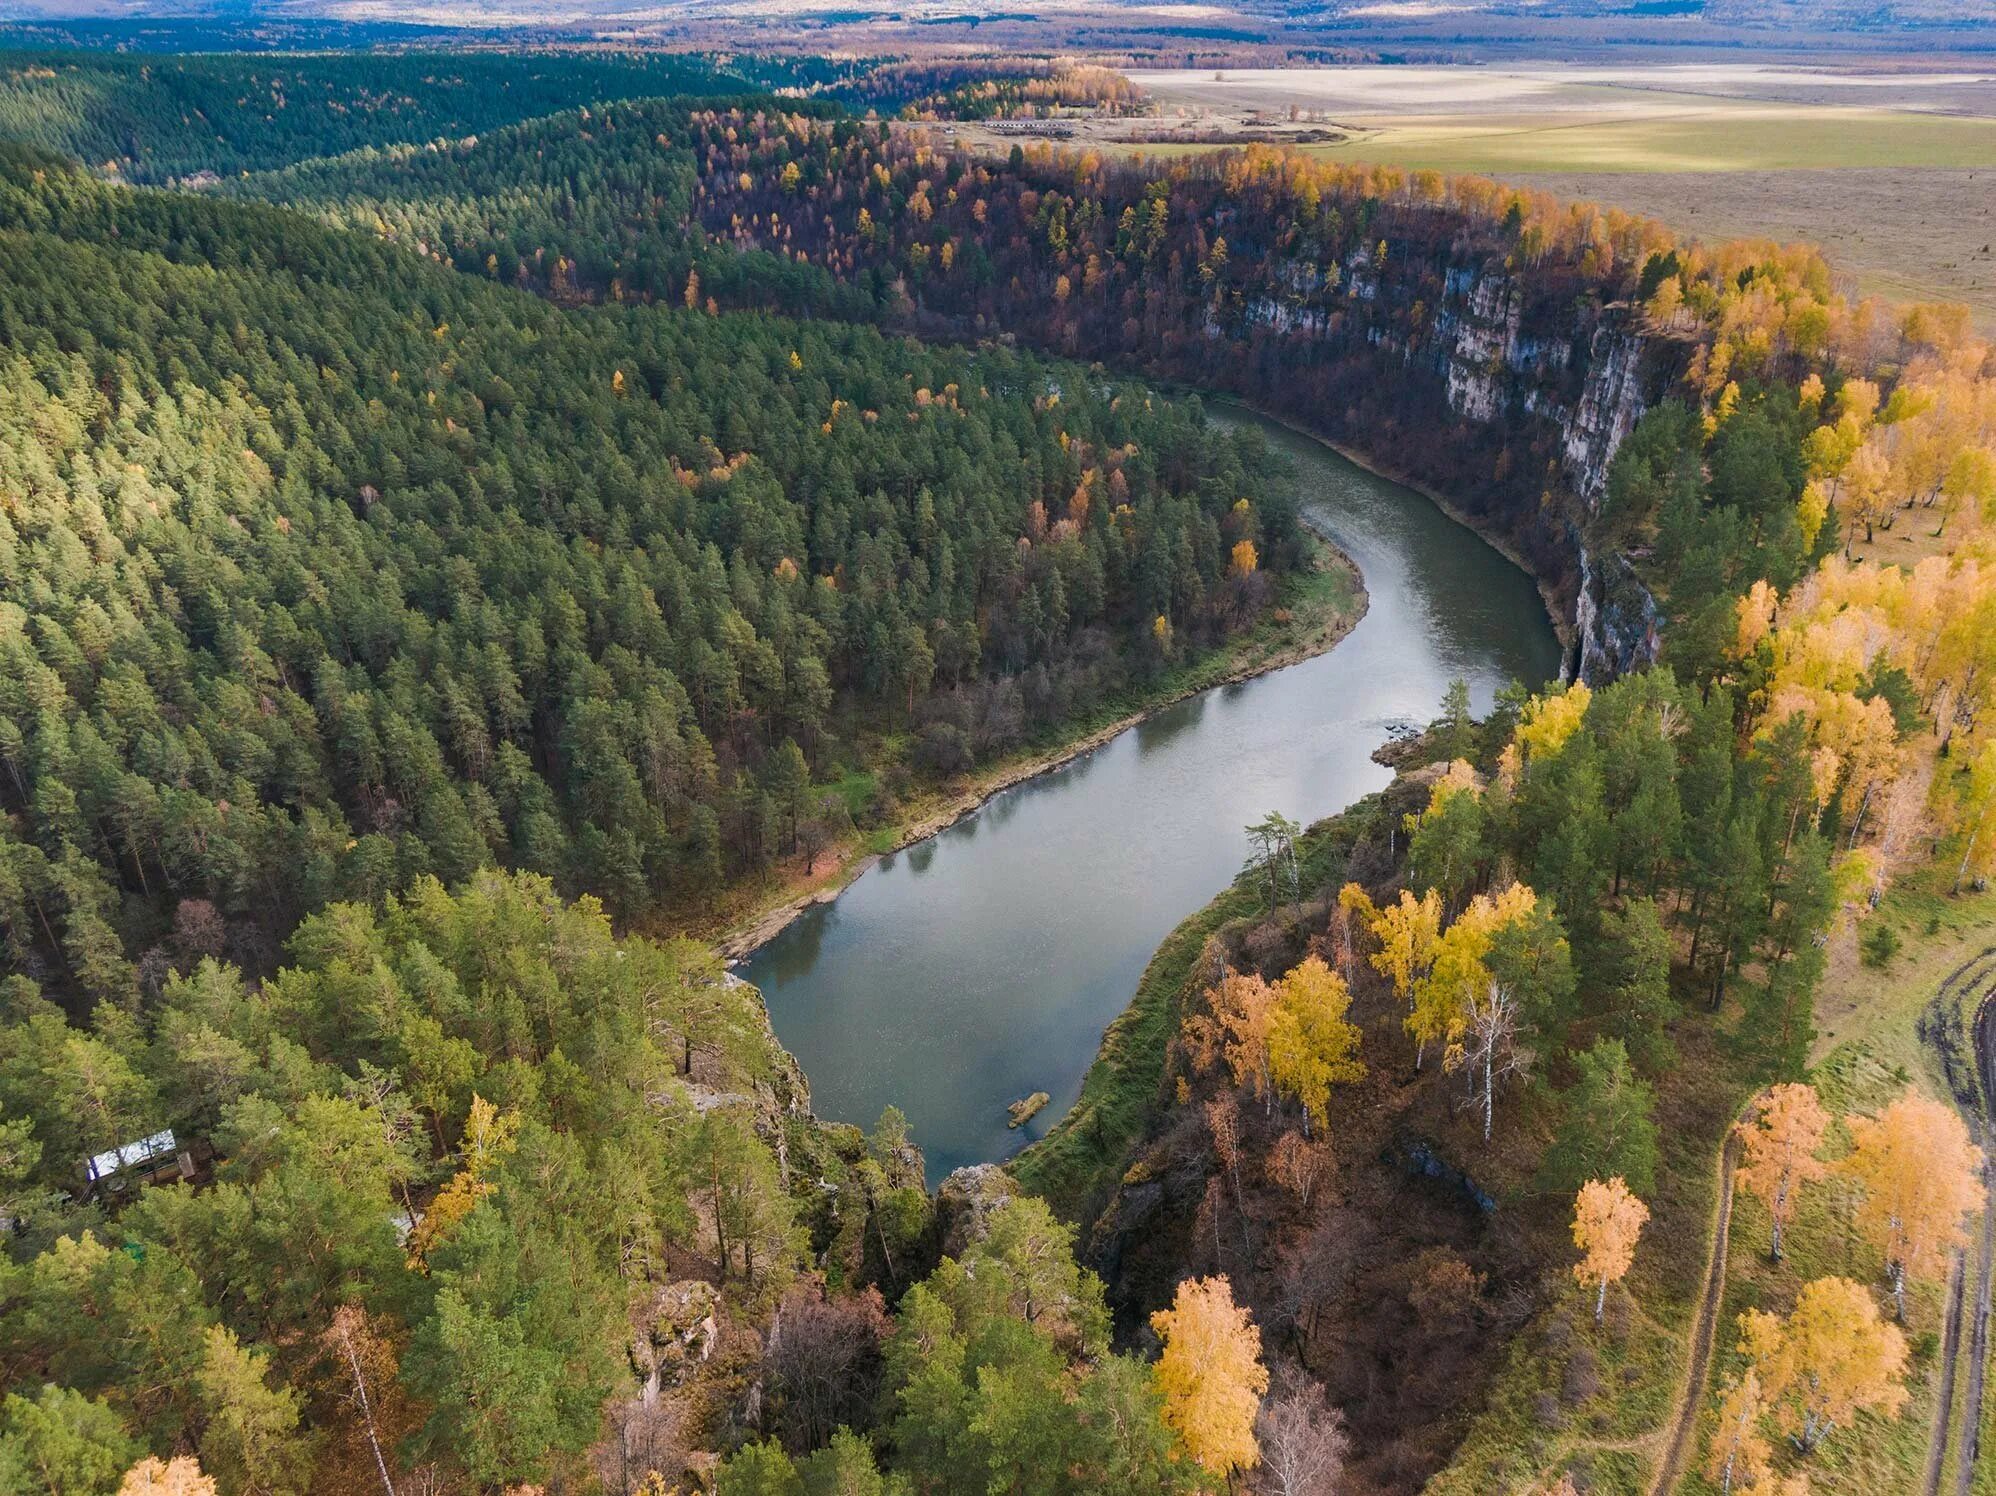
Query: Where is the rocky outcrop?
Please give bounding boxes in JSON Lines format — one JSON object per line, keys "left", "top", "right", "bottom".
{"left": 720, "top": 970, "right": 812, "bottom": 1119}
{"left": 1007, "top": 1091, "right": 1052, "bottom": 1128}
{"left": 934, "top": 1162, "right": 1019, "bottom": 1259}
{"left": 631, "top": 1279, "right": 720, "bottom": 1406}
{"left": 1574, "top": 540, "right": 1663, "bottom": 684}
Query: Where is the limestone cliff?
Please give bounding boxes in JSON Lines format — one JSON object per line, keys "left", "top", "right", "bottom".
{"left": 1223, "top": 248, "right": 1681, "bottom": 681}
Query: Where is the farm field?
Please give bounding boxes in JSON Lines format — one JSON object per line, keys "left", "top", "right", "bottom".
{"left": 1292, "top": 107, "right": 1996, "bottom": 174}
{"left": 1130, "top": 63, "right": 1996, "bottom": 120}
{"left": 1500, "top": 166, "right": 1996, "bottom": 334}
{"left": 1117, "top": 64, "right": 1996, "bottom": 330}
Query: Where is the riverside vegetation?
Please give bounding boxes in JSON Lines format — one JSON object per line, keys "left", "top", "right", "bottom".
{"left": 0, "top": 47, "right": 1993, "bottom": 1496}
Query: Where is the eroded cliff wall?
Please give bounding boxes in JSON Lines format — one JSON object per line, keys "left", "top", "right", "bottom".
{"left": 1216, "top": 245, "right": 1678, "bottom": 680}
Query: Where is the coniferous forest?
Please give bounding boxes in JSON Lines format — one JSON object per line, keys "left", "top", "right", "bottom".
{"left": 0, "top": 39, "right": 1994, "bottom": 1496}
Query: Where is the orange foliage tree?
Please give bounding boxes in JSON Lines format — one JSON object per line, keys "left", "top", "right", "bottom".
{"left": 1738, "top": 1277, "right": 1908, "bottom": 1454}
{"left": 1736, "top": 1083, "right": 1831, "bottom": 1262}
{"left": 1841, "top": 1091, "right": 1985, "bottom": 1320}
{"left": 1572, "top": 1176, "right": 1649, "bottom": 1323}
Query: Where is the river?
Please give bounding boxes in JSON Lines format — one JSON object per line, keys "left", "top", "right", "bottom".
{"left": 739, "top": 407, "right": 1564, "bottom": 1182}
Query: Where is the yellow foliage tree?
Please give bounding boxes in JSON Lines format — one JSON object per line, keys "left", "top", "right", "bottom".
{"left": 1150, "top": 1275, "right": 1269, "bottom": 1478}
{"left": 1408, "top": 882, "right": 1536, "bottom": 1069}
{"left": 1365, "top": 886, "right": 1443, "bottom": 1016}
{"left": 1705, "top": 1370, "right": 1773, "bottom": 1496}
{"left": 1948, "top": 739, "right": 1996, "bottom": 894}
{"left": 1572, "top": 1176, "right": 1649, "bottom": 1323}
{"left": 1211, "top": 969, "right": 1278, "bottom": 1101}
{"left": 1512, "top": 684, "right": 1593, "bottom": 767}
{"left": 118, "top": 1459, "right": 217, "bottom": 1496}
{"left": 1837, "top": 377, "right": 1882, "bottom": 428}
{"left": 1941, "top": 445, "right": 1996, "bottom": 535}
{"left": 1739, "top": 1276, "right": 1908, "bottom": 1452}
{"left": 1842, "top": 1091, "right": 1985, "bottom": 1319}
{"left": 1736, "top": 579, "right": 1778, "bottom": 657}
{"left": 1266, "top": 956, "right": 1365, "bottom": 1134}
{"left": 1796, "top": 481, "right": 1830, "bottom": 551}
{"left": 1841, "top": 443, "right": 1894, "bottom": 552}
{"left": 1736, "top": 1083, "right": 1831, "bottom": 1262}
{"left": 406, "top": 1095, "right": 520, "bottom": 1272}
{"left": 1336, "top": 881, "right": 1378, "bottom": 985}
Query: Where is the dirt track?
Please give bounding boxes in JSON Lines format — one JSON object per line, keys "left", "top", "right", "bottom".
{"left": 1924, "top": 1252, "right": 1968, "bottom": 1496}
{"left": 1923, "top": 948, "right": 1996, "bottom": 1496}
{"left": 1953, "top": 995, "right": 1996, "bottom": 1496}
{"left": 1650, "top": 1128, "right": 1742, "bottom": 1496}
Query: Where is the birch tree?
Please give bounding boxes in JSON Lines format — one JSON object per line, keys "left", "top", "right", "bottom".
{"left": 1572, "top": 1177, "right": 1648, "bottom": 1324}
{"left": 1739, "top": 1276, "right": 1908, "bottom": 1454}
{"left": 1736, "top": 1083, "right": 1831, "bottom": 1263}
{"left": 1842, "top": 1091, "right": 1984, "bottom": 1320}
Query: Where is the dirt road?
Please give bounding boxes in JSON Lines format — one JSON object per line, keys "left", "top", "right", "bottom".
{"left": 1649, "top": 1128, "right": 1743, "bottom": 1496}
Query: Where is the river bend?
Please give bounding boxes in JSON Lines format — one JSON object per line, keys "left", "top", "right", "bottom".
{"left": 740, "top": 407, "right": 1563, "bottom": 1181}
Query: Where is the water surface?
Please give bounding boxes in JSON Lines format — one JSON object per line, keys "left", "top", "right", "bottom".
{"left": 740, "top": 407, "right": 1562, "bottom": 1181}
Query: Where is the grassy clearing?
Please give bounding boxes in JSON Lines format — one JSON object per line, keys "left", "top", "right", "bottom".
{"left": 1811, "top": 858, "right": 1996, "bottom": 1089}
{"left": 1678, "top": 1043, "right": 1946, "bottom": 1496}
{"left": 1299, "top": 108, "right": 1996, "bottom": 177}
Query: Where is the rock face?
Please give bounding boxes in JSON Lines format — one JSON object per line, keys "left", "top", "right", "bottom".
{"left": 1575, "top": 540, "right": 1663, "bottom": 684}
{"left": 1407, "top": 269, "right": 1670, "bottom": 680}
{"left": 1219, "top": 250, "right": 1686, "bottom": 682}
{"left": 631, "top": 1279, "right": 720, "bottom": 1405}
{"left": 934, "top": 1163, "right": 1018, "bottom": 1260}
{"left": 1562, "top": 327, "right": 1650, "bottom": 506}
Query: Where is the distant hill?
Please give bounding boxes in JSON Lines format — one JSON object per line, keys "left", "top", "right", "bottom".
{"left": 4, "top": 0, "right": 1994, "bottom": 36}
{"left": 0, "top": 47, "right": 823, "bottom": 181}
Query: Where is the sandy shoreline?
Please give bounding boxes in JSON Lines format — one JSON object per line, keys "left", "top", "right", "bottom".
{"left": 715, "top": 537, "right": 1369, "bottom": 964}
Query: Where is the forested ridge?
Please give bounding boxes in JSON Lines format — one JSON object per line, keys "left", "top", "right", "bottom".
{"left": 0, "top": 49, "right": 798, "bottom": 184}
{"left": 231, "top": 100, "right": 1945, "bottom": 609}
{"left": 0, "top": 77, "right": 1326, "bottom": 1496}
{"left": 0, "top": 140, "right": 1299, "bottom": 991}
{"left": 0, "top": 47, "right": 1995, "bottom": 1496}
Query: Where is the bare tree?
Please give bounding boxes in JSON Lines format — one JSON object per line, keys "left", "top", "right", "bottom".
{"left": 598, "top": 1397, "right": 689, "bottom": 1496}
{"left": 1265, "top": 1211, "right": 1359, "bottom": 1355}
{"left": 1451, "top": 978, "right": 1531, "bottom": 1144}
{"left": 1254, "top": 1364, "right": 1350, "bottom": 1496}
{"left": 760, "top": 1286, "right": 891, "bottom": 1451}
{"left": 1268, "top": 1129, "right": 1334, "bottom": 1209}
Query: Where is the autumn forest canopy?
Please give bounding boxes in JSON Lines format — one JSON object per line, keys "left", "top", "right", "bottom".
{"left": 0, "top": 40, "right": 1992, "bottom": 1496}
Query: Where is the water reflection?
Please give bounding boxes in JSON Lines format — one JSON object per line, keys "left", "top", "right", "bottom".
{"left": 1136, "top": 694, "right": 1207, "bottom": 753}
{"left": 740, "top": 407, "right": 1562, "bottom": 1183}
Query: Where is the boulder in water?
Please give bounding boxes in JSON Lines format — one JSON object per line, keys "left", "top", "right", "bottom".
{"left": 1007, "top": 1091, "right": 1051, "bottom": 1128}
